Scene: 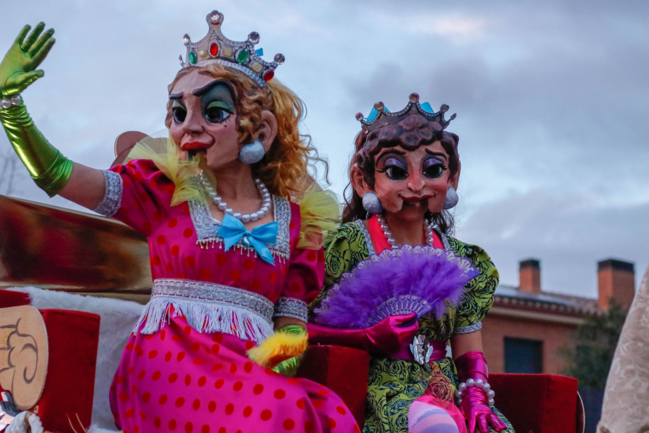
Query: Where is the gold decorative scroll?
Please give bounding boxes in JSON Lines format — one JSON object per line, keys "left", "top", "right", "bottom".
{"left": 0, "top": 305, "right": 48, "bottom": 410}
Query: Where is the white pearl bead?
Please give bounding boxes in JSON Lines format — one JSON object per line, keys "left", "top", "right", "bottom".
{"left": 225, "top": 208, "right": 233, "bottom": 214}
{"left": 466, "top": 379, "right": 475, "bottom": 387}
{"left": 233, "top": 212, "right": 241, "bottom": 219}
{"left": 488, "top": 399, "right": 495, "bottom": 406}
{"left": 483, "top": 384, "right": 491, "bottom": 391}
{"left": 475, "top": 379, "right": 484, "bottom": 388}
{"left": 459, "top": 383, "right": 467, "bottom": 391}
{"left": 218, "top": 203, "right": 227, "bottom": 210}
{"left": 455, "top": 390, "right": 463, "bottom": 398}
{"left": 241, "top": 214, "right": 251, "bottom": 223}
{"left": 488, "top": 390, "right": 495, "bottom": 398}
{"left": 250, "top": 213, "right": 259, "bottom": 221}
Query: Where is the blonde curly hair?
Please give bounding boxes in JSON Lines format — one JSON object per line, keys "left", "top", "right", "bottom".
{"left": 165, "top": 64, "right": 326, "bottom": 199}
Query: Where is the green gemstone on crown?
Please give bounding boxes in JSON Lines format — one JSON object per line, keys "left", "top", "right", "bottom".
{"left": 237, "top": 50, "right": 249, "bottom": 63}
{"left": 189, "top": 51, "right": 197, "bottom": 64}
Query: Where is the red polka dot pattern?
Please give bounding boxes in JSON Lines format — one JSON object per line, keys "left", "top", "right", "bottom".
{"left": 107, "top": 163, "right": 356, "bottom": 432}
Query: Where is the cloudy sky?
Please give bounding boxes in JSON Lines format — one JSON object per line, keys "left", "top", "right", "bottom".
{"left": 1, "top": 1, "right": 648, "bottom": 298}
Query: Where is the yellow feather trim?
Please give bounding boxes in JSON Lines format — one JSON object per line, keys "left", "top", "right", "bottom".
{"left": 124, "top": 135, "right": 212, "bottom": 206}
{"left": 247, "top": 331, "right": 308, "bottom": 369}
{"left": 297, "top": 186, "right": 341, "bottom": 250}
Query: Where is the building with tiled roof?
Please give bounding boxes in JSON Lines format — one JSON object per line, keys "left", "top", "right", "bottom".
{"left": 482, "top": 258, "right": 636, "bottom": 375}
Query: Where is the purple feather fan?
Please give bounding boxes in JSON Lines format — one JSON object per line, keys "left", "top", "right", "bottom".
{"left": 314, "top": 245, "right": 478, "bottom": 329}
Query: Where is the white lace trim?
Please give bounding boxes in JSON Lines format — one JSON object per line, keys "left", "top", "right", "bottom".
{"left": 136, "top": 279, "right": 274, "bottom": 343}
{"left": 455, "top": 321, "right": 483, "bottom": 334}
{"left": 93, "top": 170, "right": 123, "bottom": 217}
{"left": 274, "top": 297, "right": 308, "bottom": 322}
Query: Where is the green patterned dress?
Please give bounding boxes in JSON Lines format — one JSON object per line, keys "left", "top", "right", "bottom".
{"left": 310, "top": 221, "right": 515, "bottom": 433}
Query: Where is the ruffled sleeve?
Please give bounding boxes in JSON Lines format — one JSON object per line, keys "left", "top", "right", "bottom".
{"left": 93, "top": 136, "right": 209, "bottom": 236}
{"left": 94, "top": 159, "right": 175, "bottom": 237}
{"left": 274, "top": 202, "right": 325, "bottom": 323}
{"left": 448, "top": 238, "right": 499, "bottom": 335}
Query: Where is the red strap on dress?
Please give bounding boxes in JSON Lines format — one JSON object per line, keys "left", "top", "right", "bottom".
{"left": 366, "top": 215, "right": 444, "bottom": 254}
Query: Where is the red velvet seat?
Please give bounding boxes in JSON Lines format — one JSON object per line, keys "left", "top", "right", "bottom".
{"left": 297, "top": 345, "right": 584, "bottom": 432}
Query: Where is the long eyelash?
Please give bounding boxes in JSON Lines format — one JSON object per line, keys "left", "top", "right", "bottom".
{"left": 424, "top": 164, "right": 448, "bottom": 171}
{"left": 376, "top": 165, "right": 408, "bottom": 174}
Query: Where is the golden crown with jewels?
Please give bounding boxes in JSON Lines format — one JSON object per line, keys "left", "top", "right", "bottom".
{"left": 179, "top": 10, "right": 285, "bottom": 88}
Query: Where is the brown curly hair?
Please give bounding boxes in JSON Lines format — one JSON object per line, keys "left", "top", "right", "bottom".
{"left": 342, "top": 113, "right": 460, "bottom": 234}
{"left": 165, "top": 64, "right": 326, "bottom": 199}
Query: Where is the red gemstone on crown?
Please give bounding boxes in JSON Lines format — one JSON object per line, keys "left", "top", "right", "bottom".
{"left": 263, "top": 70, "right": 274, "bottom": 82}
{"left": 210, "top": 43, "right": 218, "bottom": 57}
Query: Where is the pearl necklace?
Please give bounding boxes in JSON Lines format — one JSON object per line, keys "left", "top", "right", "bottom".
{"left": 376, "top": 214, "right": 434, "bottom": 248}
{"left": 199, "top": 170, "right": 271, "bottom": 223}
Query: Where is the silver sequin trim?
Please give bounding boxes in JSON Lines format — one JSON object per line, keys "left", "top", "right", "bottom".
{"left": 274, "top": 297, "right": 308, "bottom": 322}
{"left": 455, "top": 321, "right": 483, "bottom": 334}
{"left": 188, "top": 192, "right": 291, "bottom": 260}
{"left": 93, "top": 170, "right": 123, "bottom": 217}
{"left": 153, "top": 278, "right": 274, "bottom": 322}
{"left": 354, "top": 219, "right": 376, "bottom": 256}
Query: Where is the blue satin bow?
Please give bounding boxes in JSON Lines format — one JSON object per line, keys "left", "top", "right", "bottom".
{"left": 217, "top": 214, "right": 278, "bottom": 265}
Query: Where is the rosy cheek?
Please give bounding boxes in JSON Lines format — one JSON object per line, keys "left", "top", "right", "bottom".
{"left": 426, "top": 180, "right": 449, "bottom": 213}
{"left": 374, "top": 176, "right": 404, "bottom": 211}
{"left": 169, "top": 125, "right": 182, "bottom": 144}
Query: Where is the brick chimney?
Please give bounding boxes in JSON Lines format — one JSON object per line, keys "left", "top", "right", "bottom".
{"left": 597, "top": 259, "right": 635, "bottom": 311}
{"left": 519, "top": 259, "right": 541, "bottom": 293}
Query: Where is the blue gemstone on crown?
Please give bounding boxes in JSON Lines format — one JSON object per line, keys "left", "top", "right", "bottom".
{"left": 356, "top": 93, "right": 456, "bottom": 132}
{"left": 180, "top": 10, "right": 284, "bottom": 88}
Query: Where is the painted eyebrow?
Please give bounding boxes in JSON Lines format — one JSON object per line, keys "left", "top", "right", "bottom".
{"left": 169, "top": 92, "right": 184, "bottom": 100}
{"left": 192, "top": 79, "right": 236, "bottom": 97}
{"left": 377, "top": 149, "right": 406, "bottom": 159}
{"left": 424, "top": 149, "right": 448, "bottom": 161}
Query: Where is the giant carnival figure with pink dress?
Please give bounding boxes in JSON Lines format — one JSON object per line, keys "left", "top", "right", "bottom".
{"left": 0, "top": 11, "right": 359, "bottom": 433}
{"left": 308, "top": 96, "right": 515, "bottom": 433}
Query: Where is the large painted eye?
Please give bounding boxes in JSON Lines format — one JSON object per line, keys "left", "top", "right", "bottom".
{"left": 380, "top": 157, "right": 408, "bottom": 181}
{"left": 171, "top": 101, "right": 187, "bottom": 123}
{"left": 204, "top": 101, "right": 233, "bottom": 124}
{"left": 385, "top": 165, "right": 408, "bottom": 181}
{"left": 423, "top": 158, "right": 446, "bottom": 179}
{"left": 204, "top": 107, "right": 231, "bottom": 123}
{"left": 172, "top": 105, "right": 187, "bottom": 124}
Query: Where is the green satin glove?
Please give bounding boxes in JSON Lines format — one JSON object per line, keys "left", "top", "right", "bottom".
{"left": 272, "top": 325, "right": 307, "bottom": 377}
{"left": 0, "top": 23, "right": 72, "bottom": 197}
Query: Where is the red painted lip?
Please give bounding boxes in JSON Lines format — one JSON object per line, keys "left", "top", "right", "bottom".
{"left": 400, "top": 195, "right": 433, "bottom": 201}
{"left": 181, "top": 141, "right": 212, "bottom": 151}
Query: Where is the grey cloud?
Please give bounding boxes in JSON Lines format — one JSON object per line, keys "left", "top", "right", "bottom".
{"left": 458, "top": 190, "right": 649, "bottom": 297}
{"left": 1, "top": 0, "right": 647, "bottom": 298}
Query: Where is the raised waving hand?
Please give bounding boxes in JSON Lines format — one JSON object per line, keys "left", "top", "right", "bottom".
{"left": 0, "top": 22, "right": 55, "bottom": 97}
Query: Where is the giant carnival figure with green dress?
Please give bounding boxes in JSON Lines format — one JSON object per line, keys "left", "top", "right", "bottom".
{"left": 308, "top": 95, "right": 516, "bottom": 433}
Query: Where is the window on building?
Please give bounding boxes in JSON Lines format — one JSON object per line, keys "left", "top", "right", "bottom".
{"left": 504, "top": 337, "right": 543, "bottom": 373}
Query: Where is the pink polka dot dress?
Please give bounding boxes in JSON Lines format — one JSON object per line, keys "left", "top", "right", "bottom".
{"left": 96, "top": 160, "right": 359, "bottom": 433}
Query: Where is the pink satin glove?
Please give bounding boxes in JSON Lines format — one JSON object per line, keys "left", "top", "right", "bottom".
{"left": 455, "top": 351, "right": 507, "bottom": 433}
{"left": 308, "top": 313, "right": 419, "bottom": 357}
